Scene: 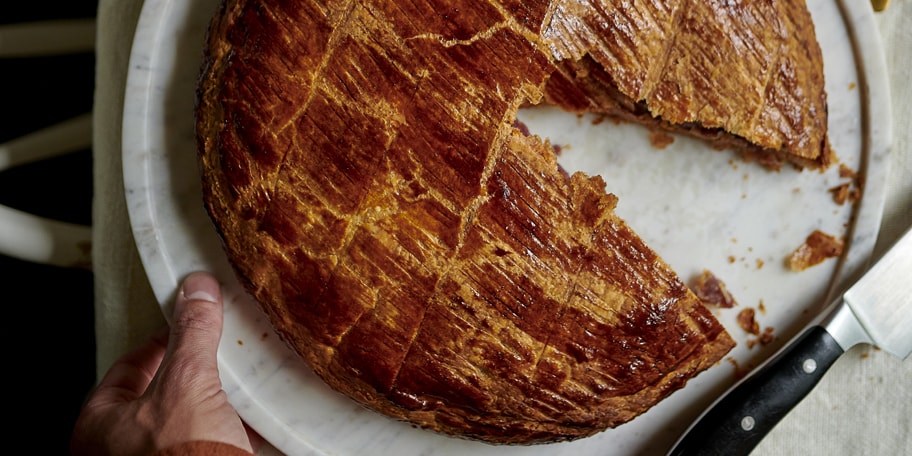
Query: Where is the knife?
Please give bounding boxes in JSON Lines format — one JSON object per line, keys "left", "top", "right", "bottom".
{"left": 668, "top": 226, "right": 912, "bottom": 456}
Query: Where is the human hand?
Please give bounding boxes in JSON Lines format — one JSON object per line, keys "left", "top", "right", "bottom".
{"left": 70, "top": 271, "right": 258, "bottom": 456}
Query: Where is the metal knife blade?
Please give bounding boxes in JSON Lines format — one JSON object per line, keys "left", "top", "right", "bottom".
{"left": 668, "top": 226, "right": 912, "bottom": 456}
{"left": 843, "top": 228, "right": 912, "bottom": 359}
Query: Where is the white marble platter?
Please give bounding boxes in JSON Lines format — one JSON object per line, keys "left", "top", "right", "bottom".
{"left": 122, "top": 1, "right": 892, "bottom": 455}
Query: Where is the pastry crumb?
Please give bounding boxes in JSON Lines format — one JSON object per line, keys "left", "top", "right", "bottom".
{"left": 747, "top": 326, "right": 775, "bottom": 349}
{"left": 829, "top": 163, "right": 862, "bottom": 206}
{"left": 787, "top": 230, "right": 844, "bottom": 271}
{"left": 839, "top": 163, "right": 857, "bottom": 179}
{"left": 829, "top": 182, "right": 860, "bottom": 205}
{"left": 692, "top": 270, "right": 738, "bottom": 308}
{"left": 737, "top": 308, "right": 760, "bottom": 335}
{"left": 649, "top": 130, "right": 675, "bottom": 149}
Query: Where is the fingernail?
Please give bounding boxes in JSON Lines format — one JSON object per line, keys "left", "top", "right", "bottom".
{"left": 181, "top": 272, "right": 220, "bottom": 303}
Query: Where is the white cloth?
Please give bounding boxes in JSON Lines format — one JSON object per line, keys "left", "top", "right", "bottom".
{"left": 93, "top": 1, "right": 911, "bottom": 454}
{"left": 93, "top": 0, "right": 163, "bottom": 376}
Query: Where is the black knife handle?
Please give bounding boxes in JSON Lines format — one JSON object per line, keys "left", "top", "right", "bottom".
{"left": 668, "top": 326, "right": 844, "bottom": 456}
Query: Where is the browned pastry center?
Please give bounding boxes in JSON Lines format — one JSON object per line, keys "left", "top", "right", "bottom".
{"left": 195, "top": 0, "right": 827, "bottom": 445}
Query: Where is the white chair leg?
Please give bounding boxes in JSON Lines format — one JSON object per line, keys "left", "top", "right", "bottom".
{"left": 0, "top": 114, "right": 94, "bottom": 267}
{"left": 0, "top": 113, "right": 92, "bottom": 171}
{"left": 0, "top": 204, "right": 92, "bottom": 268}
{"left": 0, "top": 19, "right": 96, "bottom": 57}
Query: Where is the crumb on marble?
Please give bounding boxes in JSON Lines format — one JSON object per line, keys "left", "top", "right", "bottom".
{"left": 787, "top": 230, "right": 844, "bottom": 271}
{"left": 649, "top": 129, "right": 675, "bottom": 149}
{"left": 737, "top": 308, "right": 760, "bottom": 335}
{"left": 691, "top": 269, "right": 738, "bottom": 308}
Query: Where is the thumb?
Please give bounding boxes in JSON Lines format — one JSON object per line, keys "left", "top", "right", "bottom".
{"left": 165, "top": 271, "right": 225, "bottom": 375}
{"left": 144, "top": 273, "right": 252, "bottom": 453}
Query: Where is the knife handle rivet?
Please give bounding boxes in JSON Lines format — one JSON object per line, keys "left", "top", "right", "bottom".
{"left": 740, "top": 415, "right": 756, "bottom": 431}
{"left": 802, "top": 358, "right": 817, "bottom": 374}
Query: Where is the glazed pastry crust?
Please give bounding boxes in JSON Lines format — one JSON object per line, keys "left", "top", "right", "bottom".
{"left": 195, "top": 0, "right": 826, "bottom": 444}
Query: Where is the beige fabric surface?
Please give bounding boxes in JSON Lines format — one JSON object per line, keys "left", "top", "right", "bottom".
{"left": 93, "top": 0, "right": 163, "bottom": 379}
{"left": 93, "top": 1, "right": 910, "bottom": 454}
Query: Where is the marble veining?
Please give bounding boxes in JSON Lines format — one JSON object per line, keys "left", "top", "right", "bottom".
{"left": 121, "top": 0, "right": 892, "bottom": 454}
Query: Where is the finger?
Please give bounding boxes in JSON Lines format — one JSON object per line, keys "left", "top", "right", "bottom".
{"left": 162, "top": 271, "right": 225, "bottom": 377}
{"left": 92, "top": 325, "right": 170, "bottom": 402}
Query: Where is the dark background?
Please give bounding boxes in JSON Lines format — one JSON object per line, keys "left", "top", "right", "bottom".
{"left": 2, "top": 1, "right": 98, "bottom": 453}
